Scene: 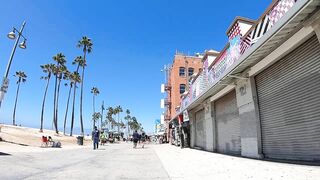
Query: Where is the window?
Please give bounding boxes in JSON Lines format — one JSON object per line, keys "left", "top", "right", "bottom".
{"left": 179, "top": 67, "right": 185, "bottom": 76}
{"left": 188, "top": 68, "right": 194, "bottom": 76}
{"left": 180, "top": 84, "right": 186, "bottom": 94}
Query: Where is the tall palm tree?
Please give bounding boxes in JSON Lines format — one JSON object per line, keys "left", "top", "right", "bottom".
{"left": 52, "top": 53, "right": 66, "bottom": 134}
{"left": 92, "top": 112, "right": 101, "bottom": 130}
{"left": 12, "top": 71, "right": 27, "bottom": 126}
{"left": 69, "top": 72, "right": 81, "bottom": 136}
{"left": 100, "top": 101, "right": 105, "bottom": 130}
{"left": 124, "top": 109, "right": 131, "bottom": 138}
{"left": 107, "top": 107, "right": 114, "bottom": 130}
{"left": 90, "top": 87, "right": 100, "bottom": 113}
{"left": 63, "top": 70, "right": 73, "bottom": 135}
{"left": 40, "top": 64, "right": 54, "bottom": 132}
{"left": 70, "top": 56, "right": 84, "bottom": 136}
{"left": 77, "top": 36, "right": 93, "bottom": 136}
{"left": 115, "top": 105, "right": 123, "bottom": 132}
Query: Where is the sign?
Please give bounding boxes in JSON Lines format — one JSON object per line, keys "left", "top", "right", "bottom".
{"left": 183, "top": 110, "right": 189, "bottom": 121}
{"left": 0, "top": 78, "right": 9, "bottom": 93}
{"left": 160, "top": 99, "right": 164, "bottom": 108}
{"left": 161, "top": 84, "right": 165, "bottom": 93}
{"left": 160, "top": 114, "right": 164, "bottom": 124}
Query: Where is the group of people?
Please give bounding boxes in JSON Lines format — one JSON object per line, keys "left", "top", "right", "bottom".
{"left": 91, "top": 126, "right": 148, "bottom": 150}
{"left": 132, "top": 130, "right": 147, "bottom": 148}
{"left": 41, "top": 135, "right": 61, "bottom": 148}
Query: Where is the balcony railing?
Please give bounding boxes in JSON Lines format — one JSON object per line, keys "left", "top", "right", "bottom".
{"left": 178, "top": 0, "right": 297, "bottom": 116}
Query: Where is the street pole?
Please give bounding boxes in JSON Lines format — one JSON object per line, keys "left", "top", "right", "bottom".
{"left": 0, "top": 21, "right": 27, "bottom": 109}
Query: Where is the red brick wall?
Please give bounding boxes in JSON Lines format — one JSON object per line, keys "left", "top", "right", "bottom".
{"left": 168, "top": 55, "right": 203, "bottom": 119}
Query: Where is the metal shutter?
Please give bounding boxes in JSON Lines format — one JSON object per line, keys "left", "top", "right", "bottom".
{"left": 255, "top": 35, "right": 320, "bottom": 161}
{"left": 215, "top": 90, "right": 241, "bottom": 155}
{"left": 195, "top": 109, "right": 206, "bottom": 149}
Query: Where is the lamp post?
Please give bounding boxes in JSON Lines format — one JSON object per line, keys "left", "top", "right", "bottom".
{"left": 0, "top": 21, "right": 27, "bottom": 108}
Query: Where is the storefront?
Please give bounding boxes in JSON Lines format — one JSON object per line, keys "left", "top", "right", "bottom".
{"left": 194, "top": 109, "right": 206, "bottom": 149}
{"left": 255, "top": 35, "right": 320, "bottom": 161}
{"left": 214, "top": 90, "right": 241, "bottom": 155}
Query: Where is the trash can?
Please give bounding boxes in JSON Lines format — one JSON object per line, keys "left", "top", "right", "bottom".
{"left": 76, "top": 136, "right": 83, "bottom": 145}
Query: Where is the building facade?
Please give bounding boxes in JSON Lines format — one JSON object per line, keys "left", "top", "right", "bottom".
{"left": 171, "top": 0, "right": 320, "bottom": 162}
{"left": 164, "top": 53, "right": 203, "bottom": 142}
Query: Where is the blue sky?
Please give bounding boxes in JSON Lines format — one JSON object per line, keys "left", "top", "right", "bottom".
{"left": 0, "top": 0, "right": 271, "bottom": 134}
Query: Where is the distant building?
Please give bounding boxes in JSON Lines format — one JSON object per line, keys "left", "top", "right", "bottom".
{"left": 163, "top": 52, "right": 204, "bottom": 141}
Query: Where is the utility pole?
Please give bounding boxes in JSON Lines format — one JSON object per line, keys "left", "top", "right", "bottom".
{"left": 0, "top": 21, "right": 27, "bottom": 109}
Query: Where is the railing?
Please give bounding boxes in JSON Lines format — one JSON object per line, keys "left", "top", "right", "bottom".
{"left": 178, "top": 0, "right": 297, "bottom": 116}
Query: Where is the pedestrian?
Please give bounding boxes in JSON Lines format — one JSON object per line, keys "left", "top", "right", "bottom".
{"left": 132, "top": 130, "right": 139, "bottom": 148}
{"left": 141, "top": 132, "right": 146, "bottom": 148}
{"left": 92, "top": 126, "right": 100, "bottom": 150}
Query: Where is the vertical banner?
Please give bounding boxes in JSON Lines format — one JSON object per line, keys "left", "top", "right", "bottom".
{"left": 160, "top": 99, "right": 164, "bottom": 108}
{"left": 161, "top": 84, "right": 165, "bottom": 93}
{"left": 183, "top": 110, "right": 189, "bottom": 121}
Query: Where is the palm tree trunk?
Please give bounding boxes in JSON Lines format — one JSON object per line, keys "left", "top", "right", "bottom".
{"left": 12, "top": 81, "right": 21, "bottom": 125}
{"left": 79, "top": 66, "right": 85, "bottom": 136}
{"left": 63, "top": 84, "right": 72, "bottom": 135}
{"left": 55, "top": 78, "right": 62, "bottom": 134}
{"left": 53, "top": 75, "right": 58, "bottom": 133}
{"left": 40, "top": 77, "right": 50, "bottom": 132}
{"left": 93, "top": 95, "right": 95, "bottom": 113}
{"left": 70, "top": 83, "right": 77, "bottom": 136}
{"left": 100, "top": 103, "right": 104, "bottom": 130}
{"left": 117, "top": 113, "right": 120, "bottom": 132}
{"left": 92, "top": 95, "right": 95, "bottom": 130}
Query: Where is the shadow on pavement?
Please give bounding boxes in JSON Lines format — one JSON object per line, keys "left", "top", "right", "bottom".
{"left": 0, "top": 152, "right": 11, "bottom": 156}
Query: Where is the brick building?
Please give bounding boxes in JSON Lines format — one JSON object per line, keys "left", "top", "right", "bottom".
{"left": 165, "top": 53, "right": 202, "bottom": 120}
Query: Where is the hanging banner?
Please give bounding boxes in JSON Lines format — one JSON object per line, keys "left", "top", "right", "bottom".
{"left": 183, "top": 110, "right": 189, "bottom": 121}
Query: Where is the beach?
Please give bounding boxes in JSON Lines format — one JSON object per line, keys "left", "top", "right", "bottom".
{"left": 0, "top": 124, "right": 91, "bottom": 152}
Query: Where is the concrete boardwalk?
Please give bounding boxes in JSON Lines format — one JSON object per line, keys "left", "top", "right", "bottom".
{"left": 1, "top": 142, "right": 320, "bottom": 179}
{"left": 0, "top": 143, "right": 170, "bottom": 180}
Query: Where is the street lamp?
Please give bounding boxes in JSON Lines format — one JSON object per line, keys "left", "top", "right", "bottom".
{"left": 0, "top": 21, "right": 27, "bottom": 108}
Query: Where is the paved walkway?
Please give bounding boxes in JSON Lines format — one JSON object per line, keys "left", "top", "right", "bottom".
{"left": 1, "top": 142, "right": 320, "bottom": 179}
{"left": 153, "top": 144, "right": 320, "bottom": 180}
{"left": 0, "top": 142, "right": 170, "bottom": 180}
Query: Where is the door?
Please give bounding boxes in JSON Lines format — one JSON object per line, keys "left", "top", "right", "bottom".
{"left": 255, "top": 35, "right": 320, "bottom": 161}
{"left": 215, "top": 90, "right": 241, "bottom": 155}
{"left": 195, "top": 109, "right": 206, "bottom": 149}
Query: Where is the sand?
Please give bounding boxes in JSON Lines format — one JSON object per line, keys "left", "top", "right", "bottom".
{"left": 0, "top": 124, "right": 91, "bottom": 152}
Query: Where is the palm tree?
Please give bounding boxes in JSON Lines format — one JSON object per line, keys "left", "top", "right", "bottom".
{"left": 100, "top": 101, "right": 105, "bottom": 130}
{"left": 52, "top": 53, "right": 67, "bottom": 134}
{"left": 70, "top": 71, "right": 81, "bottom": 136}
{"left": 90, "top": 87, "right": 100, "bottom": 113}
{"left": 115, "top": 105, "right": 123, "bottom": 132}
{"left": 77, "top": 36, "right": 93, "bottom": 136}
{"left": 124, "top": 109, "right": 131, "bottom": 138}
{"left": 12, "top": 71, "right": 27, "bottom": 126}
{"left": 63, "top": 70, "right": 74, "bottom": 135}
{"left": 92, "top": 112, "right": 101, "bottom": 130}
{"left": 40, "top": 64, "right": 54, "bottom": 132}
{"left": 106, "top": 107, "right": 114, "bottom": 130}
{"left": 70, "top": 56, "right": 84, "bottom": 136}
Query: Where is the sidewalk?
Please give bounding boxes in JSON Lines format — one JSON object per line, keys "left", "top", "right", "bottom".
{"left": 152, "top": 144, "right": 320, "bottom": 180}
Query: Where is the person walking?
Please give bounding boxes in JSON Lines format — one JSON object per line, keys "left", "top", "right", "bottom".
{"left": 92, "top": 126, "right": 100, "bottom": 150}
{"left": 132, "top": 130, "right": 139, "bottom": 148}
{"left": 141, "top": 132, "right": 146, "bottom": 148}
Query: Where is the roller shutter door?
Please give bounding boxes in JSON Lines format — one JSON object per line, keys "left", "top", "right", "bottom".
{"left": 255, "top": 35, "right": 320, "bottom": 161}
{"left": 195, "top": 109, "right": 206, "bottom": 149}
{"left": 215, "top": 90, "right": 241, "bottom": 155}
